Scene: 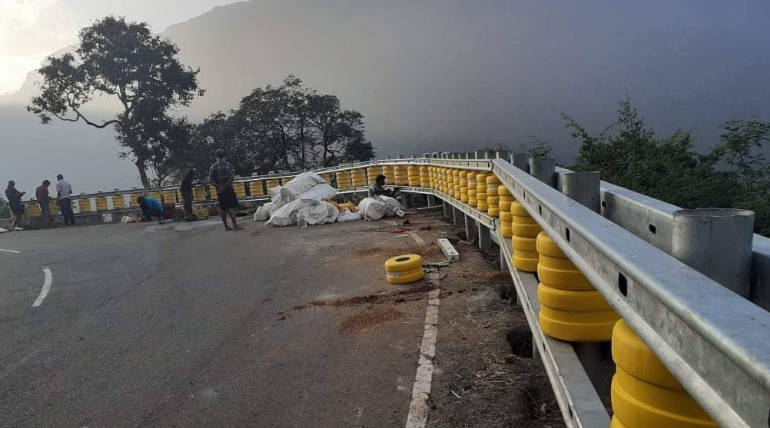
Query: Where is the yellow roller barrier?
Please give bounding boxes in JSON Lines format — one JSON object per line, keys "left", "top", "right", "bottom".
{"left": 419, "top": 166, "right": 429, "bottom": 187}
{"left": 112, "top": 195, "right": 126, "bottom": 210}
{"left": 385, "top": 254, "right": 425, "bottom": 284}
{"left": 95, "top": 196, "right": 109, "bottom": 212}
{"left": 537, "top": 232, "right": 618, "bottom": 341}
{"left": 475, "top": 172, "right": 489, "bottom": 212}
{"left": 611, "top": 320, "right": 716, "bottom": 428}
{"left": 511, "top": 201, "right": 539, "bottom": 271}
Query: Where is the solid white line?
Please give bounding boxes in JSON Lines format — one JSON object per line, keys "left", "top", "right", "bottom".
{"left": 405, "top": 288, "right": 441, "bottom": 428}
{"left": 32, "top": 267, "right": 52, "bottom": 308}
{"left": 407, "top": 231, "right": 426, "bottom": 245}
{"left": 0, "top": 249, "right": 21, "bottom": 254}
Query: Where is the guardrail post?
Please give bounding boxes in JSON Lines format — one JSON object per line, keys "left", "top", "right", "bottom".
{"left": 528, "top": 156, "right": 556, "bottom": 187}
{"left": 442, "top": 200, "right": 449, "bottom": 219}
{"left": 452, "top": 207, "right": 462, "bottom": 226}
{"left": 512, "top": 153, "right": 530, "bottom": 172}
{"left": 558, "top": 171, "right": 601, "bottom": 213}
{"left": 672, "top": 208, "right": 755, "bottom": 297}
{"left": 477, "top": 222, "right": 491, "bottom": 253}
{"left": 557, "top": 169, "right": 610, "bottom": 401}
{"left": 464, "top": 213, "right": 477, "bottom": 243}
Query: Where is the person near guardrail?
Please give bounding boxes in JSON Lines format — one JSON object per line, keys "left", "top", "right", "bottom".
{"left": 179, "top": 168, "right": 198, "bottom": 222}
{"left": 369, "top": 174, "right": 397, "bottom": 198}
{"left": 209, "top": 150, "right": 241, "bottom": 231}
{"left": 5, "top": 181, "right": 25, "bottom": 231}
{"left": 136, "top": 196, "right": 164, "bottom": 222}
{"left": 36, "top": 180, "right": 52, "bottom": 228}
{"left": 55, "top": 174, "right": 75, "bottom": 225}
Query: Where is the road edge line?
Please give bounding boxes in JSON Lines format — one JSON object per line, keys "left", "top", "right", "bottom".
{"left": 405, "top": 287, "right": 441, "bottom": 428}
{"left": 32, "top": 267, "right": 52, "bottom": 307}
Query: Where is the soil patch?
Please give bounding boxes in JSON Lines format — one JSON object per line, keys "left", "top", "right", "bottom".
{"left": 311, "top": 284, "right": 435, "bottom": 307}
{"left": 338, "top": 306, "right": 405, "bottom": 332}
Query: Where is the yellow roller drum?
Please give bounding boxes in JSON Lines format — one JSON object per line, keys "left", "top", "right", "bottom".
{"left": 477, "top": 201, "right": 489, "bottom": 212}
{"left": 487, "top": 207, "right": 499, "bottom": 217}
{"left": 385, "top": 254, "right": 425, "bottom": 285}
{"left": 538, "top": 306, "right": 618, "bottom": 342}
{"left": 486, "top": 175, "right": 500, "bottom": 195}
{"left": 537, "top": 284, "right": 613, "bottom": 312}
{"left": 500, "top": 225, "right": 513, "bottom": 238}
{"left": 611, "top": 366, "right": 716, "bottom": 428}
{"left": 500, "top": 211, "right": 513, "bottom": 222}
{"left": 610, "top": 417, "right": 628, "bottom": 428}
{"left": 537, "top": 257, "right": 594, "bottom": 291}
{"left": 512, "top": 220, "right": 541, "bottom": 237}
{"left": 498, "top": 185, "right": 512, "bottom": 197}
{"left": 612, "top": 320, "right": 683, "bottom": 391}
{"left": 513, "top": 250, "right": 539, "bottom": 272}
{"left": 511, "top": 201, "right": 529, "bottom": 216}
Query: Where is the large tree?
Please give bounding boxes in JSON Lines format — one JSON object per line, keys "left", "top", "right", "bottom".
{"left": 27, "top": 16, "right": 203, "bottom": 187}
{"left": 177, "top": 76, "right": 373, "bottom": 176}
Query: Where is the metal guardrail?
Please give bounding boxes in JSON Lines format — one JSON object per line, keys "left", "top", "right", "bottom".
{"left": 490, "top": 159, "right": 770, "bottom": 428}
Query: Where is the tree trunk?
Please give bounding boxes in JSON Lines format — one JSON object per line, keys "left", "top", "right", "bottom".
{"left": 135, "top": 159, "right": 150, "bottom": 188}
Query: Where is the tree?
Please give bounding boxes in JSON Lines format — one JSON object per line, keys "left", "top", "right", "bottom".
{"left": 171, "top": 75, "right": 374, "bottom": 176}
{"left": 563, "top": 96, "right": 770, "bottom": 235}
{"left": 27, "top": 16, "right": 204, "bottom": 187}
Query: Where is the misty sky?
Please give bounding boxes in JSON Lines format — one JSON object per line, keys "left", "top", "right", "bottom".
{"left": 2, "top": 0, "right": 770, "bottom": 196}
{"left": 0, "top": 0, "right": 240, "bottom": 94}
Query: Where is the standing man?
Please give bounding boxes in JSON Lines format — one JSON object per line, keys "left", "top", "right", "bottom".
{"left": 56, "top": 174, "right": 75, "bottom": 225}
{"left": 179, "top": 168, "right": 197, "bottom": 221}
{"left": 36, "top": 180, "right": 52, "bottom": 227}
{"left": 5, "top": 181, "right": 25, "bottom": 231}
{"left": 209, "top": 150, "right": 241, "bottom": 231}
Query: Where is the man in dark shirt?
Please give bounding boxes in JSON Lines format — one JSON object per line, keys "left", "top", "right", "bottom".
{"left": 179, "top": 168, "right": 197, "bottom": 221}
{"left": 5, "top": 181, "right": 26, "bottom": 230}
{"left": 36, "top": 180, "right": 52, "bottom": 227}
{"left": 370, "top": 174, "right": 397, "bottom": 198}
{"left": 209, "top": 150, "right": 240, "bottom": 231}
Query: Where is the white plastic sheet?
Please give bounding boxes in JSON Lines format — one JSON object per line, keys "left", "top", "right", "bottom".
{"left": 266, "top": 199, "right": 311, "bottom": 226}
{"left": 338, "top": 209, "right": 363, "bottom": 222}
{"left": 253, "top": 202, "right": 273, "bottom": 221}
{"left": 298, "top": 183, "right": 336, "bottom": 201}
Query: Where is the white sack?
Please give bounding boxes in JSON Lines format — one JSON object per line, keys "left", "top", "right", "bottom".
{"left": 298, "top": 183, "right": 336, "bottom": 201}
{"left": 270, "top": 173, "right": 329, "bottom": 212}
{"left": 380, "top": 196, "right": 406, "bottom": 217}
{"left": 266, "top": 199, "right": 314, "bottom": 226}
{"left": 337, "top": 209, "right": 363, "bottom": 222}
{"left": 297, "top": 201, "right": 340, "bottom": 226}
{"left": 253, "top": 202, "right": 273, "bottom": 221}
{"left": 358, "top": 197, "right": 389, "bottom": 220}
{"left": 0, "top": 227, "right": 7, "bottom": 233}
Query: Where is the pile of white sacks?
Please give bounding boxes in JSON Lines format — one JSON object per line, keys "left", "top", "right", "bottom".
{"left": 253, "top": 172, "right": 404, "bottom": 226}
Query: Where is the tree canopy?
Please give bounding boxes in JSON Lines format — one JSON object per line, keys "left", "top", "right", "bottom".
{"left": 27, "top": 16, "right": 203, "bottom": 187}
{"left": 173, "top": 75, "right": 374, "bottom": 178}
{"left": 564, "top": 96, "right": 770, "bottom": 235}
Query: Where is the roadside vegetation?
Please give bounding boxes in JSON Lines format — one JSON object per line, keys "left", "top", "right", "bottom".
{"left": 27, "top": 17, "right": 372, "bottom": 187}
{"left": 564, "top": 97, "right": 770, "bottom": 235}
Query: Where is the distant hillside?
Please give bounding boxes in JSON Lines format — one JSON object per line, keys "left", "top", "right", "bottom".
{"left": 3, "top": 0, "right": 770, "bottom": 193}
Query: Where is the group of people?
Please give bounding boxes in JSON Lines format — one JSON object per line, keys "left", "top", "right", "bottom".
{"left": 4, "top": 175, "right": 75, "bottom": 231}
{"left": 135, "top": 150, "right": 241, "bottom": 230}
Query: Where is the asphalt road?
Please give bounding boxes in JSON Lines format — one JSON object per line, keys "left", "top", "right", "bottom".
{"left": 0, "top": 219, "right": 429, "bottom": 427}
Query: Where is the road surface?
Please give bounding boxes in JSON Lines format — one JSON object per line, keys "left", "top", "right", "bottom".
{"left": 0, "top": 218, "right": 435, "bottom": 427}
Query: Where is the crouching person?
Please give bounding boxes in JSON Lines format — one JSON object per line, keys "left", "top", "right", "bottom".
{"left": 136, "top": 196, "right": 164, "bottom": 223}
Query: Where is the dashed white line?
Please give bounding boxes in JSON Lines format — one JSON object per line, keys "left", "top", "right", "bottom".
{"left": 405, "top": 288, "right": 441, "bottom": 428}
{"left": 32, "top": 267, "right": 52, "bottom": 307}
{"left": 0, "top": 249, "right": 21, "bottom": 254}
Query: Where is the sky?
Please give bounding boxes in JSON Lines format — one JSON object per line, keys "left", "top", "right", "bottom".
{"left": 2, "top": 0, "right": 770, "bottom": 195}
{"left": 0, "top": 0, "right": 240, "bottom": 94}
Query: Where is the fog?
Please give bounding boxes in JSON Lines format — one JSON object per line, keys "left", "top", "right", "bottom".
{"left": 2, "top": 0, "right": 770, "bottom": 194}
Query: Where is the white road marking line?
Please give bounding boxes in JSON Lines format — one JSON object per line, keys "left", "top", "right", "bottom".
{"left": 407, "top": 231, "right": 426, "bottom": 245}
{"left": 32, "top": 267, "right": 52, "bottom": 307}
{"left": 405, "top": 288, "right": 441, "bottom": 428}
{"left": 0, "top": 249, "right": 21, "bottom": 254}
